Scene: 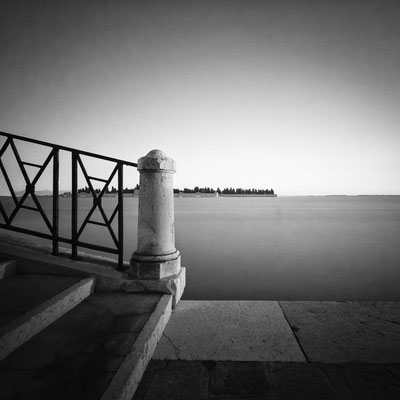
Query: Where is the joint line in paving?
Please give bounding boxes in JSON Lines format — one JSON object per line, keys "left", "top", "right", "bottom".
{"left": 278, "top": 301, "right": 310, "bottom": 363}
{"left": 162, "top": 332, "right": 180, "bottom": 359}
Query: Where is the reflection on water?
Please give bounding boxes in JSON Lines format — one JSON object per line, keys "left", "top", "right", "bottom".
{"left": 2, "top": 196, "right": 400, "bottom": 301}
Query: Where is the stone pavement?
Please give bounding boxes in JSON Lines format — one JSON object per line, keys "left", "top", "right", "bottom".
{"left": 153, "top": 301, "right": 305, "bottom": 362}
{"left": 134, "top": 300, "right": 400, "bottom": 399}
{"left": 280, "top": 301, "right": 400, "bottom": 363}
{"left": 135, "top": 360, "right": 400, "bottom": 400}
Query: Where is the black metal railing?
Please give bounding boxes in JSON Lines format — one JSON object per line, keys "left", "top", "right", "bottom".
{"left": 0, "top": 131, "right": 137, "bottom": 268}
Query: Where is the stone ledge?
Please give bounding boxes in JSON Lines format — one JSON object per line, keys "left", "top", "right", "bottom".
{"left": 0, "top": 238, "right": 126, "bottom": 280}
{"left": 98, "top": 268, "right": 186, "bottom": 309}
{"left": 101, "top": 295, "right": 173, "bottom": 400}
{"left": 130, "top": 252, "right": 181, "bottom": 280}
{"left": 0, "top": 236, "right": 186, "bottom": 307}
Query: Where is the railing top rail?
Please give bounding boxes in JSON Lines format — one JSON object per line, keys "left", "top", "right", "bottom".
{"left": 0, "top": 131, "right": 137, "bottom": 167}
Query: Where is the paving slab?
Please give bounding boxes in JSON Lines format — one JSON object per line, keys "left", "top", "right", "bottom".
{"left": 267, "top": 362, "right": 343, "bottom": 400}
{"left": 133, "top": 360, "right": 209, "bottom": 400}
{"left": 210, "top": 361, "right": 269, "bottom": 397}
{"left": 267, "top": 362, "right": 400, "bottom": 400}
{"left": 328, "top": 363, "right": 400, "bottom": 400}
{"left": 153, "top": 301, "right": 305, "bottom": 362}
{"left": 134, "top": 360, "right": 400, "bottom": 400}
{"left": 279, "top": 301, "right": 400, "bottom": 363}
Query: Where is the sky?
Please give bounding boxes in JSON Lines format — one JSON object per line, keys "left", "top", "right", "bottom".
{"left": 1, "top": 0, "right": 400, "bottom": 195}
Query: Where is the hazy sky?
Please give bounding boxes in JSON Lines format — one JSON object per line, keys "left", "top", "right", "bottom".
{"left": 1, "top": 0, "right": 399, "bottom": 195}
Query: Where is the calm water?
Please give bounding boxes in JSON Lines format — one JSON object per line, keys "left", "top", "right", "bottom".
{"left": 2, "top": 196, "right": 400, "bottom": 300}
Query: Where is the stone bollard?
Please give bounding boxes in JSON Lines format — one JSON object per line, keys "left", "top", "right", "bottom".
{"left": 130, "top": 149, "right": 181, "bottom": 279}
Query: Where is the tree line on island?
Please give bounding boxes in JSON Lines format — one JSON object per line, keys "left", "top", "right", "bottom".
{"left": 175, "top": 187, "right": 275, "bottom": 195}
{"left": 77, "top": 185, "right": 275, "bottom": 195}
{"left": 77, "top": 185, "right": 139, "bottom": 194}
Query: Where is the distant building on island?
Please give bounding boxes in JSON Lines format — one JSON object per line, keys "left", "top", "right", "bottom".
{"left": 175, "top": 191, "right": 219, "bottom": 198}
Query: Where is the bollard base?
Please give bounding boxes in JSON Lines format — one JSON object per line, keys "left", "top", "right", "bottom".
{"left": 129, "top": 251, "right": 181, "bottom": 279}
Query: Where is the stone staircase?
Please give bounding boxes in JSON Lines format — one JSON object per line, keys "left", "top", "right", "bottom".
{"left": 0, "top": 258, "right": 173, "bottom": 400}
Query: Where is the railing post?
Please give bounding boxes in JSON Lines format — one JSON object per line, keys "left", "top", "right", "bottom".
{"left": 117, "top": 162, "right": 124, "bottom": 269}
{"left": 130, "top": 149, "right": 181, "bottom": 279}
{"left": 71, "top": 150, "right": 78, "bottom": 260}
{"left": 52, "top": 148, "right": 59, "bottom": 255}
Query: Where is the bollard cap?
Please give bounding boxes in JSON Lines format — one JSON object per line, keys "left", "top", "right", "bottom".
{"left": 137, "top": 149, "right": 176, "bottom": 172}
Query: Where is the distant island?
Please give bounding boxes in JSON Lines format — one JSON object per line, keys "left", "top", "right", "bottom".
{"left": 75, "top": 186, "right": 136, "bottom": 194}
{"left": 174, "top": 187, "right": 275, "bottom": 196}
{"left": 62, "top": 185, "right": 277, "bottom": 198}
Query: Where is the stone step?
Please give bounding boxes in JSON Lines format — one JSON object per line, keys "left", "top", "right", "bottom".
{"left": 0, "top": 274, "right": 95, "bottom": 360}
{"left": 0, "top": 259, "right": 16, "bottom": 279}
{"left": 0, "top": 292, "right": 173, "bottom": 400}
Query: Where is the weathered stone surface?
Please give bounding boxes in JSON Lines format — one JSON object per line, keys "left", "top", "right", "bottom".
{"left": 137, "top": 149, "right": 176, "bottom": 172}
{"left": 0, "top": 277, "right": 94, "bottom": 360}
{"left": 170, "top": 266, "right": 185, "bottom": 308}
{"left": 0, "top": 236, "right": 186, "bottom": 304}
{"left": 0, "top": 259, "right": 16, "bottom": 279}
{"left": 268, "top": 362, "right": 344, "bottom": 400}
{"left": 0, "top": 274, "right": 82, "bottom": 323}
{"left": 279, "top": 301, "right": 400, "bottom": 362}
{"left": 131, "top": 150, "right": 181, "bottom": 280}
{"left": 133, "top": 171, "right": 176, "bottom": 256}
{"left": 133, "top": 360, "right": 169, "bottom": 399}
{"left": 336, "top": 364, "right": 400, "bottom": 400}
{"left": 102, "top": 333, "right": 139, "bottom": 356}
{"left": 110, "top": 267, "right": 186, "bottom": 308}
{"left": 0, "top": 292, "right": 163, "bottom": 399}
{"left": 210, "top": 361, "right": 269, "bottom": 397}
{"left": 320, "top": 363, "right": 400, "bottom": 400}
{"left": 111, "top": 314, "right": 150, "bottom": 333}
{"left": 153, "top": 301, "right": 305, "bottom": 361}
{"left": 135, "top": 361, "right": 400, "bottom": 400}
{"left": 134, "top": 360, "right": 209, "bottom": 400}
{"left": 101, "top": 295, "right": 173, "bottom": 400}
{"left": 129, "top": 254, "right": 181, "bottom": 280}
{"left": 0, "top": 238, "right": 125, "bottom": 279}
{"left": 0, "top": 301, "right": 113, "bottom": 371}
{"left": 85, "top": 292, "right": 161, "bottom": 315}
